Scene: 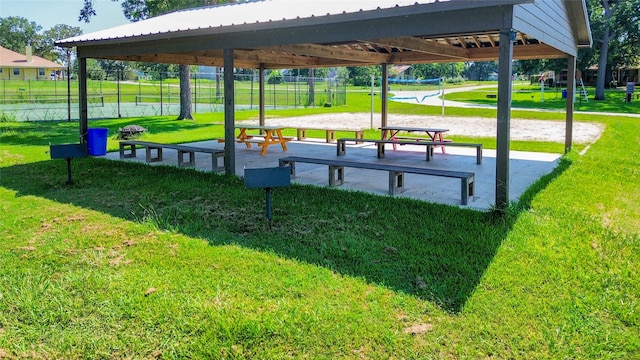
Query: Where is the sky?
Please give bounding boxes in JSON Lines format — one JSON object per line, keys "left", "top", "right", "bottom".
{"left": 1, "top": 0, "right": 130, "bottom": 34}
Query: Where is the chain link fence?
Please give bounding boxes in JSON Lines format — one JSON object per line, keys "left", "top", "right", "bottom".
{"left": 0, "top": 71, "right": 347, "bottom": 121}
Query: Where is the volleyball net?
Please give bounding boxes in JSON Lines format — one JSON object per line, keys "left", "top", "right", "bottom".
{"left": 388, "top": 77, "right": 442, "bottom": 103}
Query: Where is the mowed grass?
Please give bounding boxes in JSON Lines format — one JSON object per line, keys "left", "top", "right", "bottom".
{"left": 0, "top": 96, "right": 639, "bottom": 358}
{"left": 445, "top": 84, "right": 640, "bottom": 114}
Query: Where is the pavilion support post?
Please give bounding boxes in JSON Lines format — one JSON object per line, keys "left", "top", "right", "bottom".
{"left": 78, "top": 56, "right": 88, "bottom": 144}
{"left": 381, "top": 64, "right": 389, "bottom": 128}
{"left": 223, "top": 48, "right": 236, "bottom": 176}
{"left": 259, "top": 64, "right": 265, "bottom": 127}
{"left": 565, "top": 55, "right": 576, "bottom": 153}
{"left": 495, "top": 28, "right": 515, "bottom": 212}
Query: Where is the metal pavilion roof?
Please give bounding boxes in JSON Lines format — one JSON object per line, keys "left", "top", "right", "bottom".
{"left": 57, "top": 0, "right": 592, "bottom": 69}
{"left": 59, "top": 0, "right": 445, "bottom": 44}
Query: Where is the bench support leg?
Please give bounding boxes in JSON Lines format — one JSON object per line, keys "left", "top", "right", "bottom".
{"left": 279, "top": 160, "right": 296, "bottom": 177}
{"left": 178, "top": 150, "right": 195, "bottom": 167}
{"left": 297, "top": 129, "right": 307, "bottom": 141}
{"left": 355, "top": 131, "right": 364, "bottom": 144}
{"left": 145, "top": 147, "right": 163, "bottom": 162}
{"left": 213, "top": 152, "right": 225, "bottom": 172}
{"left": 377, "top": 143, "right": 385, "bottom": 158}
{"left": 425, "top": 145, "right": 433, "bottom": 162}
{"left": 337, "top": 140, "right": 346, "bottom": 156}
{"left": 476, "top": 147, "right": 483, "bottom": 165}
{"left": 461, "top": 175, "right": 475, "bottom": 205}
{"left": 325, "top": 130, "right": 336, "bottom": 143}
{"left": 119, "top": 144, "right": 137, "bottom": 159}
{"left": 389, "top": 171, "right": 405, "bottom": 195}
{"left": 329, "top": 166, "right": 344, "bottom": 186}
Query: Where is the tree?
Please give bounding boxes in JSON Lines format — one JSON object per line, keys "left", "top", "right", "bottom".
{"left": 584, "top": 0, "right": 640, "bottom": 100}
{"left": 134, "top": 63, "right": 175, "bottom": 80}
{"left": 413, "top": 63, "right": 464, "bottom": 80}
{"left": 37, "top": 24, "right": 83, "bottom": 67}
{"left": 84, "top": 59, "right": 106, "bottom": 80}
{"left": 513, "top": 59, "right": 567, "bottom": 83}
{"left": 0, "top": 16, "right": 42, "bottom": 53}
{"left": 347, "top": 66, "right": 381, "bottom": 87}
{"left": 97, "top": 60, "right": 131, "bottom": 80}
{"left": 462, "top": 61, "right": 497, "bottom": 81}
{"left": 513, "top": 60, "right": 544, "bottom": 78}
{"left": 79, "top": 0, "right": 234, "bottom": 120}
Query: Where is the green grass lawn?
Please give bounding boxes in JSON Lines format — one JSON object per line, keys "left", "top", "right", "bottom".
{"left": 445, "top": 84, "right": 640, "bottom": 114}
{"left": 1, "top": 96, "right": 639, "bottom": 358}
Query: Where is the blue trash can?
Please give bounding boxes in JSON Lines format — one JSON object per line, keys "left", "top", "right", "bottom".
{"left": 87, "top": 128, "right": 108, "bottom": 156}
{"left": 562, "top": 89, "right": 567, "bottom": 99}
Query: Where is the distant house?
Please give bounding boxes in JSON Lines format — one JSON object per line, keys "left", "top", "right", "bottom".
{"left": 581, "top": 64, "right": 640, "bottom": 86}
{"left": 197, "top": 65, "right": 218, "bottom": 80}
{"left": 389, "top": 65, "right": 413, "bottom": 80}
{"left": 0, "top": 46, "right": 65, "bottom": 80}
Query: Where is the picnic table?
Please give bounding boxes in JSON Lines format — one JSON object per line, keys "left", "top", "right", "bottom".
{"left": 232, "top": 125, "right": 292, "bottom": 155}
{"left": 379, "top": 126, "right": 450, "bottom": 152}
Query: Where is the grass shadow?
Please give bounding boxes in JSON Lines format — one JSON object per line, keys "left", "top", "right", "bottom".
{"left": 0, "top": 153, "right": 571, "bottom": 313}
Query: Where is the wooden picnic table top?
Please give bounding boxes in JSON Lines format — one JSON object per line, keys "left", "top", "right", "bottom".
{"left": 379, "top": 126, "right": 449, "bottom": 133}
{"left": 235, "top": 124, "right": 284, "bottom": 131}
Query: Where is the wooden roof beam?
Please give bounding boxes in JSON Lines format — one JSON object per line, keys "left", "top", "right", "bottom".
{"left": 388, "top": 52, "right": 462, "bottom": 64}
{"left": 368, "top": 36, "right": 469, "bottom": 60}
{"left": 268, "top": 43, "right": 391, "bottom": 63}
{"left": 468, "top": 44, "right": 567, "bottom": 61}
{"left": 98, "top": 50, "right": 315, "bottom": 69}
{"left": 470, "top": 36, "right": 482, "bottom": 48}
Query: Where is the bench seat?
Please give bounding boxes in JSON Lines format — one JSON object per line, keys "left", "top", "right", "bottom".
{"left": 278, "top": 156, "right": 475, "bottom": 205}
{"left": 296, "top": 127, "right": 364, "bottom": 143}
{"left": 336, "top": 138, "right": 483, "bottom": 164}
{"left": 119, "top": 140, "right": 225, "bottom": 172}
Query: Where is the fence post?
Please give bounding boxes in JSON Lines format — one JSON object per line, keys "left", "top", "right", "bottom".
{"left": 160, "top": 72, "right": 164, "bottom": 116}
{"left": 117, "top": 69, "right": 121, "bottom": 118}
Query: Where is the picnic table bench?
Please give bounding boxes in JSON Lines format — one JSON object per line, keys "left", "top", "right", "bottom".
{"left": 336, "top": 138, "right": 483, "bottom": 164}
{"left": 218, "top": 125, "right": 292, "bottom": 155}
{"left": 278, "top": 156, "right": 475, "bottom": 205}
{"left": 119, "top": 140, "right": 225, "bottom": 172}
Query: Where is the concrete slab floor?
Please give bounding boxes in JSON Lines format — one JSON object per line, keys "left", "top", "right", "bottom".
{"left": 102, "top": 139, "right": 560, "bottom": 211}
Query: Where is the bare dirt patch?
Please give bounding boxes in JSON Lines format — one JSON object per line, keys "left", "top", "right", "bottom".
{"left": 248, "top": 113, "right": 604, "bottom": 144}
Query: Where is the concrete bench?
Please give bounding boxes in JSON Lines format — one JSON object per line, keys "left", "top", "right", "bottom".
{"left": 336, "top": 138, "right": 483, "bottom": 164}
{"left": 296, "top": 127, "right": 364, "bottom": 143}
{"left": 278, "top": 156, "right": 475, "bottom": 205}
{"left": 119, "top": 140, "right": 225, "bottom": 172}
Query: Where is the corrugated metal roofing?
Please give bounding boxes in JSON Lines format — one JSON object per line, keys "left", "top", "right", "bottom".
{"left": 58, "top": 0, "right": 446, "bottom": 45}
